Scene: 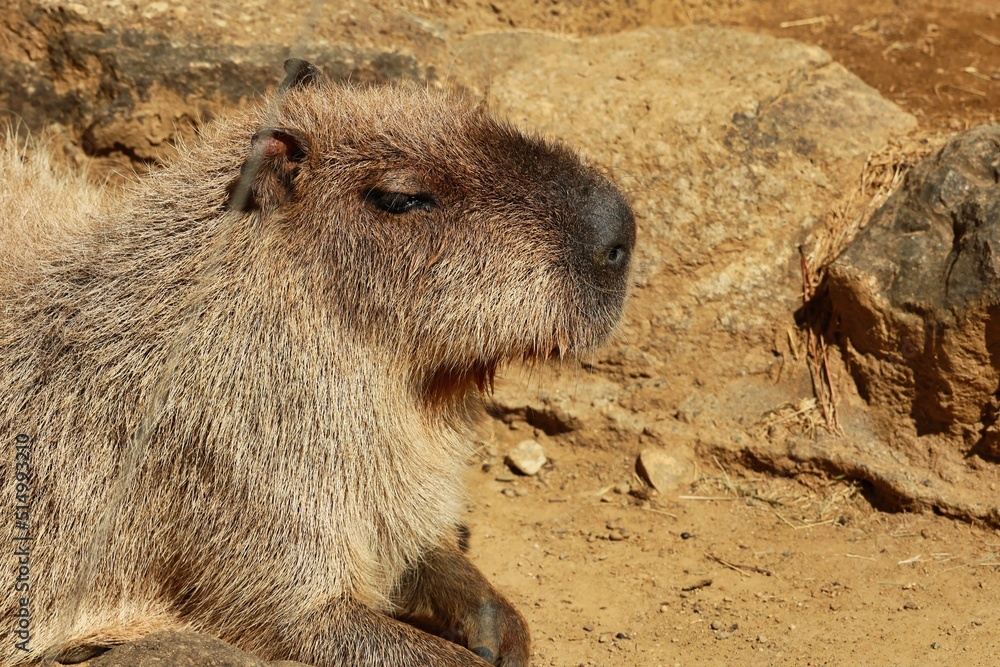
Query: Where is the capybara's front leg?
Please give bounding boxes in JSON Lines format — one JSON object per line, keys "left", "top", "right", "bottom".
{"left": 394, "top": 544, "right": 531, "bottom": 667}
{"left": 270, "top": 598, "right": 495, "bottom": 667}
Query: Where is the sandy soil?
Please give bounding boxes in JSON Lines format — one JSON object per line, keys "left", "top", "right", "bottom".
{"left": 471, "top": 425, "right": 1000, "bottom": 666}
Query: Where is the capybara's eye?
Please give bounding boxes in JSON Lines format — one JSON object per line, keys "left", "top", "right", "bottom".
{"left": 365, "top": 189, "right": 435, "bottom": 214}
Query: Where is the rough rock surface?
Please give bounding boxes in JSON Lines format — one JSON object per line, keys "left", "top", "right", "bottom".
{"left": 827, "top": 126, "right": 1000, "bottom": 457}
{"left": 1, "top": 0, "right": 444, "bottom": 166}
{"left": 87, "top": 631, "right": 311, "bottom": 667}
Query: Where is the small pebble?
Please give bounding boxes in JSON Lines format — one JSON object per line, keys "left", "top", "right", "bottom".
{"left": 506, "top": 440, "right": 547, "bottom": 475}
{"left": 931, "top": 642, "right": 940, "bottom": 649}
{"left": 717, "top": 631, "right": 730, "bottom": 640}
{"left": 680, "top": 532, "right": 694, "bottom": 540}
{"left": 614, "top": 482, "right": 631, "bottom": 494}
{"left": 583, "top": 623, "right": 595, "bottom": 632}
{"left": 598, "top": 633, "right": 613, "bottom": 644}
{"left": 636, "top": 448, "right": 693, "bottom": 491}
{"left": 710, "top": 620, "right": 723, "bottom": 631}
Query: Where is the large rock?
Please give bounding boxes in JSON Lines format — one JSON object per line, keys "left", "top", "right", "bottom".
{"left": 721, "top": 129, "right": 1000, "bottom": 526}
{"left": 827, "top": 126, "right": 1000, "bottom": 456}
{"left": 1, "top": 0, "right": 443, "bottom": 164}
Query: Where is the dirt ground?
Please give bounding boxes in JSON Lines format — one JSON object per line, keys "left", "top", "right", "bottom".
{"left": 9, "top": 0, "right": 1000, "bottom": 665}
{"left": 426, "top": 1, "right": 1000, "bottom": 665}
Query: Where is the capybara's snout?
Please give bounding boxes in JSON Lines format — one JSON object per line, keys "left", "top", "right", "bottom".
{"left": 575, "top": 178, "right": 635, "bottom": 286}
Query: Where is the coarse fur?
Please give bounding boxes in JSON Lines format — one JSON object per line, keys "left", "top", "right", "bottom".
{"left": 1, "top": 62, "right": 634, "bottom": 666}
{"left": 0, "top": 130, "right": 106, "bottom": 289}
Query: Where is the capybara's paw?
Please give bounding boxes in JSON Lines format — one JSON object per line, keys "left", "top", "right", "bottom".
{"left": 465, "top": 596, "right": 530, "bottom": 667}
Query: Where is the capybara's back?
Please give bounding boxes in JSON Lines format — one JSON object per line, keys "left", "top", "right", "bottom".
{"left": 0, "top": 131, "right": 106, "bottom": 291}
{"left": 2, "top": 60, "right": 634, "bottom": 667}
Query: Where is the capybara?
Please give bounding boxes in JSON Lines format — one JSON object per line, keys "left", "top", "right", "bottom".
{"left": 2, "top": 59, "right": 634, "bottom": 666}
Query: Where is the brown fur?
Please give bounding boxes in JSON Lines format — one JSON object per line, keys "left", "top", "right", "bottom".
{"left": 1, "top": 61, "right": 634, "bottom": 666}
{"left": 0, "top": 129, "right": 106, "bottom": 289}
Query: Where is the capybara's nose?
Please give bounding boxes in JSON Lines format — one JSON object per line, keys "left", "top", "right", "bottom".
{"left": 580, "top": 182, "right": 635, "bottom": 278}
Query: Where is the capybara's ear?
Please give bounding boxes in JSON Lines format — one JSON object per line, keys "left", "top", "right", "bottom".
{"left": 250, "top": 127, "right": 311, "bottom": 163}
{"left": 227, "top": 127, "right": 311, "bottom": 212}
{"left": 279, "top": 58, "right": 326, "bottom": 92}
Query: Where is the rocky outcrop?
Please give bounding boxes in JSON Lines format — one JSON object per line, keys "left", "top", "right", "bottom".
{"left": 0, "top": 1, "right": 441, "bottom": 164}
{"left": 827, "top": 126, "right": 1000, "bottom": 456}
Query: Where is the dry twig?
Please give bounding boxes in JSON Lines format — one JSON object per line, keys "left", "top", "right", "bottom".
{"left": 779, "top": 16, "right": 831, "bottom": 28}
{"left": 975, "top": 30, "right": 1000, "bottom": 46}
{"left": 707, "top": 553, "right": 773, "bottom": 577}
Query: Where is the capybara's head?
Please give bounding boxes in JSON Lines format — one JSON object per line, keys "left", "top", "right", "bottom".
{"left": 231, "top": 60, "right": 635, "bottom": 399}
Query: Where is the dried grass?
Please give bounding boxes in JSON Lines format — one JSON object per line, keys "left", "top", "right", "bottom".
{"left": 804, "top": 129, "right": 946, "bottom": 279}
{"left": 691, "top": 455, "right": 868, "bottom": 528}
{"left": 754, "top": 397, "right": 823, "bottom": 440}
